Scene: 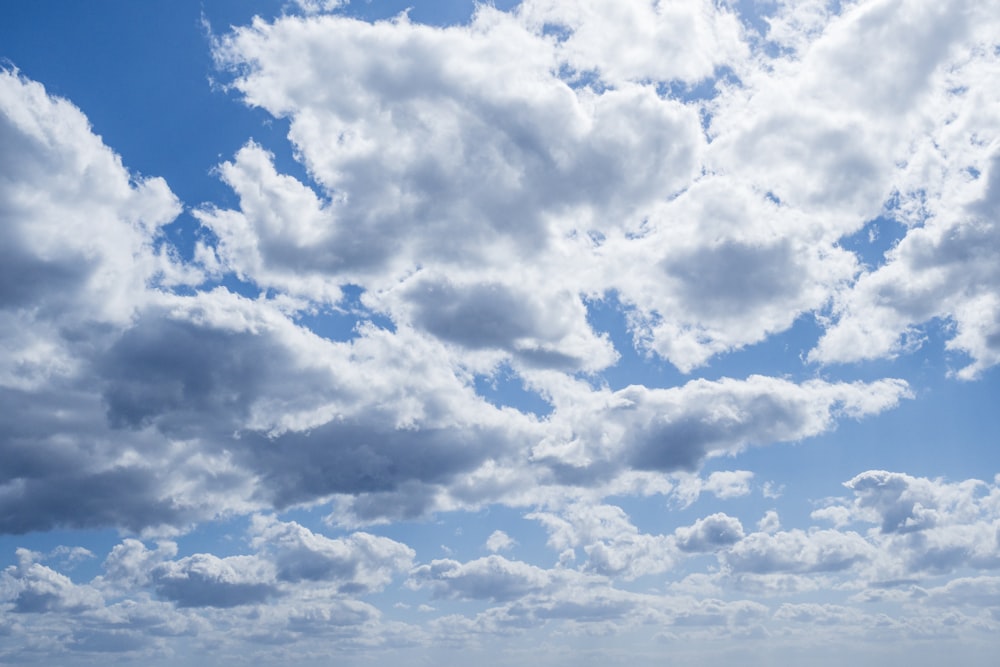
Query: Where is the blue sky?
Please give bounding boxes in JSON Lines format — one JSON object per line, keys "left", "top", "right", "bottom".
{"left": 2, "top": 0, "right": 1000, "bottom": 664}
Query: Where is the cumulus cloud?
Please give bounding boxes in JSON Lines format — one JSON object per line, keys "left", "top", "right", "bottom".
{"left": 724, "top": 528, "right": 875, "bottom": 575}
{"left": 1, "top": 549, "right": 103, "bottom": 614}
{"left": 517, "top": 0, "right": 748, "bottom": 85}
{"left": 675, "top": 514, "right": 745, "bottom": 553}
{"left": 152, "top": 554, "right": 277, "bottom": 608}
{"left": 528, "top": 503, "right": 677, "bottom": 579}
{"left": 409, "top": 555, "right": 553, "bottom": 602}
{"left": 815, "top": 470, "right": 1000, "bottom": 577}
{"left": 0, "top": 1, "right": 937, "bottom": 538}
{"left": 5, "top": 0, "right": 1000, "bottom": 660}
{"left": 486, "top": 530, "right": 516, "bottom": 553}
{"left": 802, "top": 2, "right": 1000, "bottom": 377}
{"left": 249, "top": 515, "right": 414, "bottom": 592}
{"left": 533, "top": 374, "right": 911, "bottom": 480}
{"left": 205, "top": 9, "right": 700, "bottom": 288}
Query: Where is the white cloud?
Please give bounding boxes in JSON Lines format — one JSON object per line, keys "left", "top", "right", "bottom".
{"left": 1, "top": 549, "right": 104, "bottom": 614}
{"left": 152, "top": 553, "right": 277, "bottom": 608}
{"left": 5, "top": 0, "right": 1000, "bottom": 660}
{"left": 819, "top": 471, "right": 1000, "bottom": 578}
{"left": 0, "top": 70, "right": 182, "bottom": 389}
{"left": 802, "top": 3, "right": 1000, "bottom": 377}
{"left": 517, "top": 0, "right": 748, "bottom": 85}
{"left": 533, "top": 374, "right": 911, "bottom": 481}
{"left": 758, "top": 510, "right": 781, "bottom": 535}
{"left": 486, "top": 530, "right": 516, "bottom": 553}
{"left": 924, "top": 576, "right": 1000, "bottom": 608}
{"left": 724, "top": 528, "right": 875, "bottom": 575}
{"left": 409, "top": 555, "right": 552, "bottom": 602}
{"left": 528, "top": 503, "right": 677, "bottom": 579}
{"left": 250, "top": 515, "right": 414, "bottom": 592}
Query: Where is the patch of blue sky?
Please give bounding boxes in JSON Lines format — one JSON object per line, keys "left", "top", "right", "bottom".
{"left": 170, "top": 512, "right": 259, "bottom": 559}
{"left": 294, "top": 284, "right": 397, "bottom": 342}
{"left": 540, "top": 22, "right": 573, "bottom": 43}
{"left": 584, "top": 294, "right": 689, "bottom": 390}
{"left": 2, "top": 2, "right": 275, "bottom": 191}
{"left": 716, "top": 369, "right": 1000, "bottom": 524}
{"left": 584, "top": 293, "right": 824, "bottom": 389}
{"left": 0, "top": 1, "right": 322, "bottom": 268}
{"left": 559, "top": 66, "right": 616, "bottom": 93}
{"left": 726, "top": 0, "right": 790, "bottom": 61}
{"left": 839, "top": 215, "right": 909, "bottom": 271}
{"left": 342, "top": 0, "right": 520, "bottom": 25}
{"left": 474, "top": 362, "right": 554, "bottom": 417}
{"left": 658, "top": 66, "right": 742, "bottom": 104}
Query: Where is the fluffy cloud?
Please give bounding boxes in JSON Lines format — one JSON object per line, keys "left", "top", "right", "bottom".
{"left": 802, "top": 1, "right": 1000, "bottom": 377}
{"left": 3, "top": 0, "right": 997, "bottom": 549}
{"left": 205, "top": 9, "right": 700, "bottom": 286}
{"left": 675, "top": 513, "right": 745, "bottom": 553}
{"left": 517, "top": 0, "right": 748, "bottom": 85}
{"left": 409, "top": 555, "right": 553, "bottom": 602}
{"left": 250, "top": 515, "right": 414, "bottom": 591}
{"left": 814, "top": 471, "right": 1000, "bottom": 577}
{"left": 0, "top": 70, "right": 197, "bottom": 535}
{"left": 5, "top": 0, "right": 1000, "bottom": 661}
{"left": 533, "top": 374, "right": 911, "bottom": 480}
{"left": 4, "top": 469, "right": 1000, "bottom": 661}
{"left": 485, "top": 530, "right": 516, "bottom": 554}
{"left": 0, "top": 61, "right": 913, "bottom": 534}
{"left": 152, "top": 554, "right": 277, "bottom": 608}
{"left": 1, "top": 549, "right": 103, "bottom": 614}
{"left": 527, "top": 503, "right": 678, "bottom": 579}
{"left": 724, "top": 528, "right": 875, "bottom": 575}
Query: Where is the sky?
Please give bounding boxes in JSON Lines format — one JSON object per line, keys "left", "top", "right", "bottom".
{"left": 1, "top": 0, "right": 1000, "bottom": 664}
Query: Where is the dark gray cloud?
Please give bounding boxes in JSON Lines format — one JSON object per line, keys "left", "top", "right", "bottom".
{"left": 99, "top": 316, "right": 271, "bottom": 431}
{"left": 244, "top": 421, "right": 504, "bottom": 506}
{"left": 535, "top": 376, "right": 910, "bottom": 484}
{"left": 0, "top": 465, "right": 186, "bottom": 535}
{"left": 408, "top": 280, "right": 548, "bottom": 348}
{"left": 0, "top": 385, "right": 193, "bottom": 534}
{"left": 660, "top": 240, "right": 800, "bottom": 321}
{"left": 400, "top": 274, "right": 609, "bottom": 371}
{"left": 152, "top": 554, "right": 277, "bottom": 608}
{"left": 675, "top": 513, "right": 745, "bottom": 553}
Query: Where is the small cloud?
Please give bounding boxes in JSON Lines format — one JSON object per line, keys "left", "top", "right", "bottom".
{"left": 762, "top": 481, "right": 785, "bottom": 499}
{"left": 49, "top": 546, "right": 95, "bottom": 569}
{"left": 486, "top": 530, "right": 516, "bottom": 553}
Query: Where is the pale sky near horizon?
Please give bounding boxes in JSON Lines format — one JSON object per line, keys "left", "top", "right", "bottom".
{"left": 2, "top": 1, "right": 1000, "bottom": 665}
